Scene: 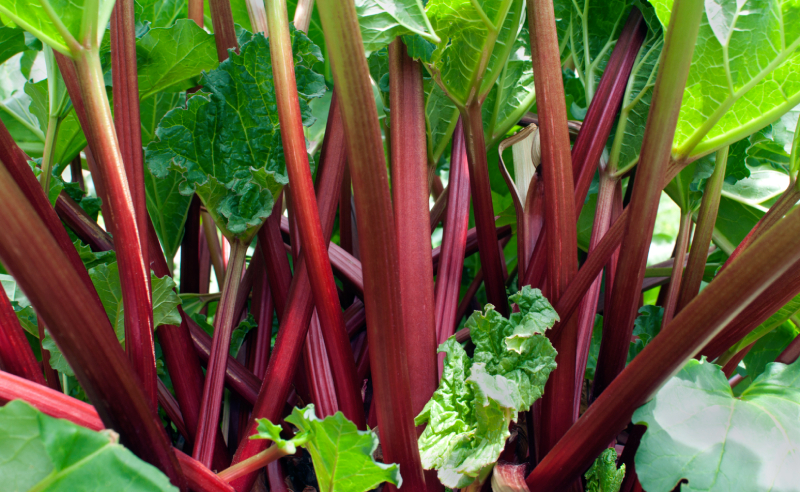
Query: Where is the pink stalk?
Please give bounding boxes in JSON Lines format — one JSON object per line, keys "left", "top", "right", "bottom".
{"left": 389, "top": 38, "right": 438, "bottom": 422}
{"left": 526, "top": 0, "right": 580, "bottom": 454}
{"left": 434, "top": 119, "right": 471, "bottom": 368}
{"left": 0, "top": 288, "right": 46, "bottom": 385}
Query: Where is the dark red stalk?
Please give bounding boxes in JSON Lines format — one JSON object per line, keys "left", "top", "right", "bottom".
{"left": 573, "top": 172, "right": 616, "bottom": 411}
{"left": 194, "top": 238, "right": 249, "bottom": 467}
{"left": 314, "top": 0, "right": 427, "bottom": 486}
{"left": 181, "top": 196, "right": 203, "bottom": 294}
{"left": 429, "top": 185, "right": 449, "bottom": 231}
{"left": 461, "top": 102, "right": 509, "bottom": 316}
{"left": 592, "top": 0, "right": 703, "bottom": 399}
{"left": 340, "top": 167, "right": 357, "bottom": 306}
{"left": 259, "top": 198, "right": 292, "bottom": 319}
{"left": 230, "top": 91, "right": 354, "bottom": 491}
{"left": 249, "top": 253, "right": 275, "bottom": 378}
{"left": 56, "top": 193, "right": 114, "bottom": 249}
{"left": 618, "top": 425, "right": 646, "bottom": 492}
{"left": 527, "top": 0, "right": 580, "bottom": 455}
{"left": 208, "top": 0, "right": 239, "bottom": 60}
{"left": 0, "top": 115, "right": 100, "bottom": 305}
{"left": 111, "top": 0, "right": 156, "bottom": 410}
{"left": 776, "top": 333, "right": 800, "bottom": 364}
{"left": 570, "top": 8, "right": 647, "bottom": 212}
{"left": 264, "top": 0, "right": 363, "bottom": 427}
{"left": 720, "top": 342, "right": 752, "bottom": 377}
{"left": 432, "top": 224, "right": 512, "bottom": 272}
{"left": 203, "top": 213, "right": 227, "bottom": 287}
{"left": 176, "top": 451, "right": 237, "bottom": 492}
{"left": 389, "top": 38, "right": 438, "bottom": 424}
{"left": 432, "top": 123, "right": 469, "bottom": 362}
{"left": 70, "top": 154, "right": 85, "bottom": 190}
{"left": 159, "top": 378, "right": 189, "bottom": 440}
{"left": 521, "top": 10, "right": 646, "bottom": 287}
{"left": 676, "top": 147, "right": 727, "bottom": 311}
{"left": 526, "top": 174, "right": 800, "bottom": 492}
{"left": 0, "top": 163, "right": 183, "bottom": 486}
{"left": 0, "top": 288, "right": 46, "bottom": 385}
{"left": 700, "top": 264, "right": 800, "bottom": 360}
{"left": 661, "top": 211, "right": 693, "bottom": 325}
{"left": 189, "top": 318, "right": 261, "bottom": 404}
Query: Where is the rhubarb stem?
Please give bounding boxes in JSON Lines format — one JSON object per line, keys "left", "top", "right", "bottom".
{"left": 661, "top": 210, "right": 693, "bottom": 326}
{"left": 194, "top": 238, "right": 249, "bottom": 467}
{"left": 592, "top": 0, "right": 703, "bottom": 399}
{"left": 461, "top": 101, "right": 509, "bottom": 316}
{"left": 219, "top": 444, "right": 292, "bottom": 483}
{"left": 676, "top": 146, "right": 728, "bottom": 311}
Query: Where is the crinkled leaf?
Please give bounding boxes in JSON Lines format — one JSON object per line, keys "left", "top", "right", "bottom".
{"left": 285, "top": 405, "right": 403, "bottom": 492}
{"left": 0, "top": 0, "right": 114, "bottom": 54}
{"left": 425, "top": 0, "right": 525, "bottom": 106}
{"left": 73, "top": 239, "right": 117, "bottom": 270}
{"left": 633, "top": 358, "right": 800, "bottom": 492}
{"left": 251, "top": 417, "right": 297, "bottom": 453}
{"left": 585, "top": 448, "right": 625, "bottom": 492}
{"left": 147, "top": 33, "right": 324, "bottom": 240}
{"left": 136, "top": 20, "right": 219, "bottom": 99}
{"left": 416, "top": 287, "right": 557, "bottom": 488}
{"left": 648, "top": 0, "right": 800, "bottom": 160}
{"left": 355, "top": 0, "right": 439, "bottom": 56}
{"left": 0, "top": 400, "right": 177, "bottom": 491}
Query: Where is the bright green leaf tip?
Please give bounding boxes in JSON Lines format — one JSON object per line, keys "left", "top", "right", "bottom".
{"left": 253, "top": 404, "right": 402, "bottom": 492}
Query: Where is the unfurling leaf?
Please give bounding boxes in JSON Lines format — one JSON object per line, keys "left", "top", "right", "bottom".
{"left": 0, "top": 400, "right": 177, "bottom": 491}
{"left": 633, "top": 358, "right": 800, "bottom": 492}
{"left": 415, "top": 287, "right": 558, "bottom": 488}
{"left": 252, "top": 404, "right": 402, "bottom": 492}
{"left": 584, "top": 448, "right": 625, "bottom": 492}
{"left": 146, "top": 32, "right": 325, "bottom": 241}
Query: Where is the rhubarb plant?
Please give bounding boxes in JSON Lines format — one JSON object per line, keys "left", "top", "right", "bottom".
{"left": 416, "top": 287, "right": 558, "bottom": 488}
{"left": 219, "top": 404, "right": 402, "bottom": 491}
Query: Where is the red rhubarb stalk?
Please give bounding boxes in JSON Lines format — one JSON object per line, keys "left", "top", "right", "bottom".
{"left": 526, "top": 169, "right": 800, "bottom": 492}
{"left": 592, "top": 0, "right": 703, "bottom": 398}
{"left": 264, "top": 0, "right": 363, "bottom": 426}
{"left": 0, "top": 288, "right": 46, "bottom": 385}
{"left": 314, "top": 0, "right": 427, "bottom": 486}
{"left": 389, "top": 38, "right": 438, "bottom": 419}
{"left": 526, "top": 0, "right": 580, "bottom": 454}
{"left": 0, "top": 163, "right": 183, "bottom": 485}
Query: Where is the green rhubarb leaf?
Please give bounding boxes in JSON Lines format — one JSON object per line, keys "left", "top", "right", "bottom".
{"left": 0, "top": 24, "right": 25, "bottom": 65}
{"left": 425, "top": 0, "right": 525, "bottom": 106}
{"left": 585, "top": 448, "right": 625, "bottom": 492}
{"left": 628, "top": 305, "right": 662, "bottom": 362}
{"left": 230, "top": 313, "right": 256, "bottom": 358}
{"left": 647, "top": 0, "right": 800, "bottom": 160}
{"left": 0, "top": 0, "right": 114, "bottom": 54}
{"left": 44, "top": 264, "right": 181, "bottom": 376}
{"left": 285, "top": 405, "right": 402, "bottom": 492}
{"left": 481, "top": 25, "right": 536, "bottom": 146}
{"left": 416, "top": 287, "right": 558, "bottom": 488}
{"left": 554, "top": 0, "right": 631, "bottom": 104}
{"left": 424, "top": 79, "right": 460, "bottom": 164}
{"left": 355, "top": 0, "right": 439, "bottom": 56}
{"left": 742, "top": 321, "right": 800, "bottom": 384}
{"left": 606, "top": 1, "right": 663, "bottom": 175}
{"left": 134, "top": 0, "right": 185, "bottom": 29}
{"left": 72, "top": 240, "right": 117, "bottom": 270}
{"left": 25, "top": 79, "right": 85, "bottom": 172}
{"left": 147, "top": 32, "right": 324, "bottom": 241}
{"left": 136, "top": 19, "right": 219, "bottom": 99}
{"left": 633, "top": 357, "right": 800, "bottom": 492}
{"left": 0, "top": 400, "right": 177, "bottom": 491}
